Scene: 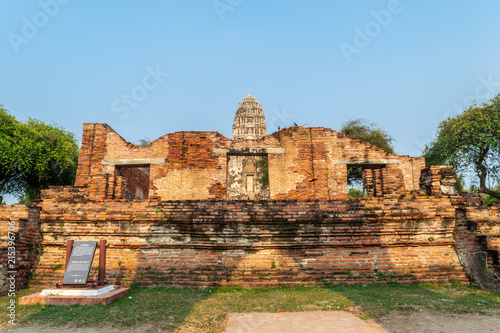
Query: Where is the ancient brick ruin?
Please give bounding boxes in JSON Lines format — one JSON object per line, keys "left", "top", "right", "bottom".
{"left": 1, "top": 94, "right": 499, "bottom": 293}
{"left": 74, "top": 95, "right": 425, "bottom": 202}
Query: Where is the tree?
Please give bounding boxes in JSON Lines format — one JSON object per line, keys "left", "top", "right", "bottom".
{"left": 423, "top": 93, "right": 500, "bottom": 200}
{"left": 0, "top": 107, "right": 79, "bottom": 204}
{"left": 135, "top": 137, "right": 151, "bottom": 146}
{"left": 340, "top": 118, "right": 395, "bottom": 186}
{"left": 347, "top": 188, "right": 363, "bottom": 198}
{"left": 341, "top": 118, "right": 395, "bottom": 154}
{"left": 481, "top": 185, "right": 500, "bottom": 206}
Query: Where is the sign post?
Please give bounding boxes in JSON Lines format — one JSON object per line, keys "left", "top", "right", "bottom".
{"left": 56, "top": 239, "right": 108, "bottom": 288}
{"left": 62, "top": 241, "right": 97, "bottom": 285}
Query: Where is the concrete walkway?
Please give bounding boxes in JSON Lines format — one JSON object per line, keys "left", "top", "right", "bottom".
{"left": 225, "top": 311, "right": 389, "bottom": 333}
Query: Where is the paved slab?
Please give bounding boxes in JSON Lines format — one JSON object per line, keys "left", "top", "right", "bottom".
{"left": 18, "top": 288, "right": 129, "bottom": 306}
{"left": 225, "top": 311, "right": 389, "bottom": 333}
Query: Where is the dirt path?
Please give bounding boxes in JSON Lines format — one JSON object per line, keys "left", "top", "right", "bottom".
{"left": 1, "top": 311, "right": 500, "bottom": 332}
{"left": 377, "top": 310, "right": 500, "bottom": 333}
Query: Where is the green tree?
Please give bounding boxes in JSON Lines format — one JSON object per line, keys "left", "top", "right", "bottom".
{"left": 481, "top": 185, "right": 500, "bottom": 205}
{"left": 0, "top": 107, "right": 79, "bottom": 204}
{"left": 256, "top": 156, "right": 269, "bottom": 189}
{"left": 340, "top": 118, "right": 395, "bottom": 186}
{"left": 135, "top": 137, "right": 151, "bottom": 146}
{"left": 423, "top": 94, "right": 500, "bottom": 200}
{"left": 341, "top": 118, "right": 395, "bottom": 154}
{"left": 347, "top": 188, "right": 363, "bottom": 198}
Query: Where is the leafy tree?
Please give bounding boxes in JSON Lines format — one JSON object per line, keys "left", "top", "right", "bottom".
{"left": 347, "top": 188, "right": 363, "bottom": 198}
{"left": 256, "top": 156, "right": 269, "bottom": 189}
{"left": 135, "top": 137, "right": 152, "bottom": 146}
{"left": 423, "top": 94, "right": 500, "bottom": 200}
{"left": 0, "top": 107, "right": 79, "bottom": 204}
{"left": 340, "top": 118, "right": 395, "bottom": 186}
{"left": 481, "top": 185, "right": 500, "bottom": 206}
{"left": 341, "top": 118, "right": 395, "bottom": 154}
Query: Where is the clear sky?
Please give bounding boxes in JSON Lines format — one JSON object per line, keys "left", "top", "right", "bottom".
{"left": 1, "top": 1, "right": 500, "bottom": 202}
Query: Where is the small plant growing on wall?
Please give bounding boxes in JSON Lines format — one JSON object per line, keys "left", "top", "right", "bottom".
{"left": 50, "top": 263, "right": 63, "bottom": 271}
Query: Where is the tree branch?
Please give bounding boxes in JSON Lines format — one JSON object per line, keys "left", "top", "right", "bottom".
{"left": 475, "top": 147, "right": 500, "bottom": 200}
{"left": 479, "top": 187, "right": 500, "bottom": 200}
{"left": 0, "top": 172, "right": 12, "bottom": 194}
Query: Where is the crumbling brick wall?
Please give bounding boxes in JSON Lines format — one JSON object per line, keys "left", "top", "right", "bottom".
{"left": 0, "top": 205, "right": 41, "bottom": 295}
{"left": 455, "top": 203, "right": 500, "bottom": 291}
{"left": 116, "top": 166, "right": 150, "bottom": 200}
{"left": 31, "top": 188, "right": 467, "bottom": 288}
{"left": 420, "top": 165, "right": 457, "bottom": 196}
{"left": 75, "top": 123, "right": 109, "bottom": 187}
{"left": 74, "top": 124, "right": 426, "bottom": 202}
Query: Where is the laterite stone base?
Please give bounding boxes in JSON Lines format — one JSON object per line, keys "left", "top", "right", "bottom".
{"left": 19, "top": 287, "right": 129, "bottom": 306}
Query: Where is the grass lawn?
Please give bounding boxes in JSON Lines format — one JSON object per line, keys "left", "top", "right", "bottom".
{"left": 1, "top": 283, "right": 499, "bottom": 332}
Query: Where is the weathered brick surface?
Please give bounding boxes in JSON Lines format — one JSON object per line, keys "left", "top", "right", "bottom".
{"left": 0, "top": 205, "right": 41, "bottom": 294}
{"left": 420, "top": 165, "right": 457, "bottom": 197}
{"left": 73, "top": 124, "right": 426, "bottom": 201}
{"left": 9, "top": 119, "right": 500, "bottom": 293}
{"left": 455, "top": 205, "right": 500, "bottom": 278}
{"left": 30, "top": 195, "right": 467, "bottom": 288}
{"left": 75, "top": 124, "right": 109, "bottom": 187}
{"left": 6, "top": 167, "right": 499, "bottom": 291}
{"left": 116, "top": 166, "right": 150, "bottom": 200}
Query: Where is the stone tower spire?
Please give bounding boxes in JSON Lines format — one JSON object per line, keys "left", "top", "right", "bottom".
{"left": 232, "top": 93, "right": 267, "bottom": 140}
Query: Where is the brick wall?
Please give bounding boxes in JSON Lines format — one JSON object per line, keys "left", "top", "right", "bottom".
{"left": 75, "top": 123, "right": 109, "bottom": 187}
{"left": 455, "top": 205, "right": 500, "bottom": 281}
{"left": 31, "top": 192, "right": 467, "bottom": 288}
{"left": 0, "top": 205, "right": 41, "bottom": 295}
{"left": 74, "top": 124, "right": 426, "bottom": 201}
{"left": 420, "top": 166, "right": 457, "bottom": 196}
{"left": 116, "top": 166, "right": 150, "bottom": 200}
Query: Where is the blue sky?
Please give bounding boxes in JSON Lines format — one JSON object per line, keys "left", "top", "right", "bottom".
{"left": 1, "top": 1, "right": 500, "bottom": 202}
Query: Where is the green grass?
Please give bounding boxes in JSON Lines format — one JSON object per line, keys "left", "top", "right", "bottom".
{"left": 327, "top": 283, "right": 500, "bottom": 318}
{"left": 2, "top": 284, "right": 500, "bottom": 332}
{"left": 0, "top": 287, "right": 45, "bottom": 327}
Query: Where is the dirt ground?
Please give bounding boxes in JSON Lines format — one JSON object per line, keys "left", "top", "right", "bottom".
{"left": 377, "top": 310, "right": 500, "bottom": 333}
{"left": 1, "top": 311, "right": 500, "bottom": 332}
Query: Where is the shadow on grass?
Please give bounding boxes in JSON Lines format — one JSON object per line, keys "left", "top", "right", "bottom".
{"left": 326, "top": 283, "right": 500, "bottom": 318}
{"left": 3, "top": 283, "right": 500, "bottom": 332}
{"left": 3, "top": 286, "right": 211, "bottom": 332}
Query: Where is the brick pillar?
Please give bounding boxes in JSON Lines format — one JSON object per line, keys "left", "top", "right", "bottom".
{"left": 362, "top": 169, "right": 375, "bottom": 197}
{"left": 330, "top": 164, "right": 348, "bottom": 199}
{"left": 420, "top": 166, "right": 456, "bottom": 196}
{"left": 374, "top": 168, "right": 383, "bottom": 197}
{"left": 106, "top": 175, "right": 116, "bottom": 199}
{"left": 88, "top": 174, "right": 109, "bottom": 201}
{"left": 381, "top": 164, "right": 405, "bottom": 196}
